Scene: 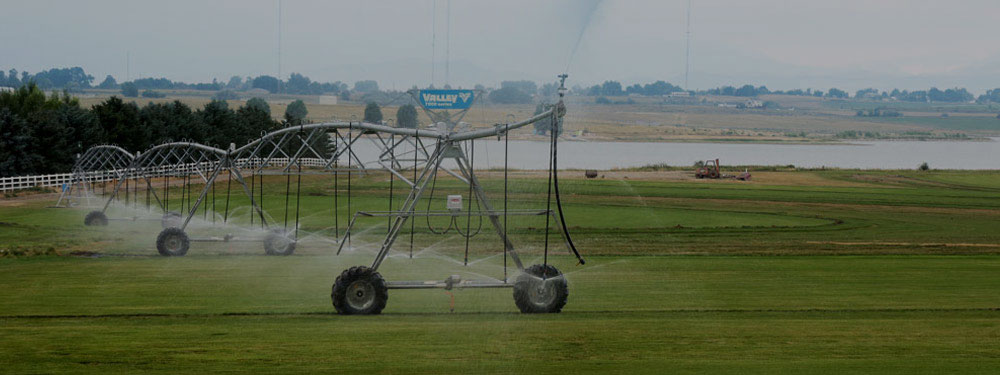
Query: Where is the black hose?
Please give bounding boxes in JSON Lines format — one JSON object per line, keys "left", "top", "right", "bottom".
{"left": 424, "top": 165, "right": 454, "bottom": 235}
{"left": 249, "top": 170, "right": 255, "bottom": 227}
{"left": 223, "top": 168, "right": 232, "bottom": 223}
{"left": 388, "top": 134, "right": 394, "bottom": 234}
{"left": 549, "top": 111, "right": 586, "bottom": 265}
{"left": 333, "top": 131, "right": 339, "bottom": 238}
{"left": 409, "top": 137, "right": 418, "bottom": 258}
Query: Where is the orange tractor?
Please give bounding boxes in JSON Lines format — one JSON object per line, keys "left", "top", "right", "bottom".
{"left": 696, "top": 159, "right": 751, "bottom": 181}
{"left": 695, "top": 159, "right": 722, "bottom": 179}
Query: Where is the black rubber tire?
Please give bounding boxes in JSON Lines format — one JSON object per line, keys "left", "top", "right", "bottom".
{"left": 161, "top": 212, "right": 182, "bottom": 229}
{"left": 331, "top": 266, "right": 388, "bottom": 315}
{"left": 263, "top": 229, "right": 296, "bottom": 256}
{"left": 156, "top": 227, "right": 190, "bottom": 257}
{"left": 84, "top": 211, "right": 108, "bottom": 226}
{"left": 513, "top": 264, "right": 569, "bottom": 313}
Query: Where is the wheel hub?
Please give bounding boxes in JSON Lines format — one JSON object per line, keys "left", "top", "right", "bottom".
{"left": 346, "top": 280, "right": 376, "bottom": 310}
{"left": 529, "top": 279, "right": 557, "bottom": 307}
{"left": 275, "top": 236, "right": 292, "bottom": 251}
{"left": 165, "top": 236, "right": 181, "bottom": 251}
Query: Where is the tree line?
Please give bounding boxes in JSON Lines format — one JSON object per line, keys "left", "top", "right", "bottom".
{"left": 0, "top": 83, "right": 432, "bottom": 177}
{"left": 11, "top": 66, "right": 1000, "bottom": 106}
{"left": 0, "top": 84, "right": 300, "bottom": 177}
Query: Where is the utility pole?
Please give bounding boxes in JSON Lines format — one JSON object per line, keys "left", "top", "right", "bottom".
{"left": 277, "top": 0, "right": 282, "bottom": 85}
{"left": 445, "top": 0, "right": 451, "bottom": 86}
{"left": 684, "top": 0, "right": 692, "bottom": 90}
{"left": 431, "top": 0, "right": 436, "bottom": 86}
{"left": 126, "top": 50, "right": 130, "bottom": 82}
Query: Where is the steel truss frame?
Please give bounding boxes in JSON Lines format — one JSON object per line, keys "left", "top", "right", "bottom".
{"left": 84, "top": 98, "right": 580, "bottom": 292}
{"left": 54, "top": 145, "right": 135, "bottom": 208}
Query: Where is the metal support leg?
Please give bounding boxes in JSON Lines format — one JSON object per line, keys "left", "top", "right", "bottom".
{"left": 454, "top": 153, "right": 524, "bottom": 270}
{"left": 181, "top": 159, "right": 228, "bottom": 230}
{"left": 369, "top": 144, "right": 445, "bottom": 271}
{"left": 229, "top": 160, "right": 269, "bottom": 228}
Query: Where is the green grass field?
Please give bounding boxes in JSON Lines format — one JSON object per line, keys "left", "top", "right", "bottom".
{"left": 1, "top": 169, "right": 998, "bottom": 373}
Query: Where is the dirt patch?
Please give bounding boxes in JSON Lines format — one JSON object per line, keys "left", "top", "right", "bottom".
{"left": 0, "top": 191, "right": 61, "bottom": 206}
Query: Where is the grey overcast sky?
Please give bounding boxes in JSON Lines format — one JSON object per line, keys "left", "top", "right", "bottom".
{"left": 3, "top": 0, "right": 1000, "bottom": 92}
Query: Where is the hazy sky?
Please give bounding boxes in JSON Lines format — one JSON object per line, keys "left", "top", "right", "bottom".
{"left": 3, "top": 0, "right": 1000, "bottom": 92}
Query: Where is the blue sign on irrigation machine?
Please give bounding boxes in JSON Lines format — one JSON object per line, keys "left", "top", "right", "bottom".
{"left": 418, "top": 89, "right": 475, "bottom": 110}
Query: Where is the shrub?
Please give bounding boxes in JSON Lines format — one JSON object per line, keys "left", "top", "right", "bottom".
{"left": 141, "top": 90, "right": 165, "bottom": 98}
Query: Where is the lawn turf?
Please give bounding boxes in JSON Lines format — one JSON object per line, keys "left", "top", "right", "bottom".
{"left": 1, "top": 169, "right": 998, "bottom": 373}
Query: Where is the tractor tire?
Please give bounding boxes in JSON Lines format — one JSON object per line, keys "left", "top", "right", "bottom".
{"left": 84, "top": 211, "right": 108, "bottom": 226}
{"left": 263, "top": 229, "right": 296, "bottom": 256}
{"left": 513, "top": 264, "right": 568, "bottom": 313}
{"left": 331, "top": 266, "right": 388, "bottom": 315}
{"left": 161, "top": 212, "right": 183, "bottom": 229}
{"left": 156, "top": 227, "right": 190, "bottom": 257}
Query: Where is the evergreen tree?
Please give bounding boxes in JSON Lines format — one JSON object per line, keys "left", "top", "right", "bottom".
{"left": 396, "top": 104, "right": 418, "bottom": 128}
{"left": 363, "top": 102, "right": 383, "bottom": 124}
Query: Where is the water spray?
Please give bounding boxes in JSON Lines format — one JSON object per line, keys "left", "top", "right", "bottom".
{"left": 73, "top": 73, "right": 585, "bottom": 315}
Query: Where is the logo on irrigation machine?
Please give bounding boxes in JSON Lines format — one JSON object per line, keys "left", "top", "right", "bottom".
{"left": 419, "top": 90, "right": 475, "bottom": 110}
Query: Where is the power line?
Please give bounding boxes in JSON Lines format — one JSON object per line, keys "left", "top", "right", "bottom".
{"left": 684, "top": 0, "right": 692, "bottom": 90}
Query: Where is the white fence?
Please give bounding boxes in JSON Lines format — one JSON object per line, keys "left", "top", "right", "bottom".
{"left": 0, "top": 158, "right": 334, "bottom": 192}
{"left": 0, "top": 173, "right": 75, "bottom": 192}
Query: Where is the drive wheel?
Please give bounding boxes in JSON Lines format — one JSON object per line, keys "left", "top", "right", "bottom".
{"left": 84, "top": 211, "right": 108, "bottom": 226}
{"left": 264, "top": 229, "right": 296, "bottom": 256}
{"left": 513, "top": 264, "right": 568, "bottom": 313}
{"left": 161, "top": 211, "right": 182, "bottom": 228}
{"left": 331, "top": 266, "right": 388, "bottom": 315}
{"left": 156, "top": 227, "right": 190, "bottom": 257}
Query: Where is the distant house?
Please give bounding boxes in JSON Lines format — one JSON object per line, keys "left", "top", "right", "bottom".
{"left": 743, "top": 99, "right": 764, "bottom": 109}
{"left": 668, "top": 91, "right": 690, "bottom": 98}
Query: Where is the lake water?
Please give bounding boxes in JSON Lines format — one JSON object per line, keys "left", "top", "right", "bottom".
{"left": 352, "top": 138, "right": 1000, "bottom": 170}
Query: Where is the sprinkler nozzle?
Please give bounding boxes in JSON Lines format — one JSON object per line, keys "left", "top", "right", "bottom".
{"left": 557, "top": 74, "right": 569, "bottom": 98}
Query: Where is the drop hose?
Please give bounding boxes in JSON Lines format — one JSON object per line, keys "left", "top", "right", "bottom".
{"left": 549, "top": 102, "right": 586, "bottom": 265}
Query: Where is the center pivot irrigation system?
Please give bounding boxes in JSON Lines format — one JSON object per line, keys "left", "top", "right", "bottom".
{"left": 74, "top": 75, "right": 584, "bottom": 314}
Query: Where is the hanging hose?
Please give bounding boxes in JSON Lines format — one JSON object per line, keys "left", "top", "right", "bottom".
{"left": 258, "top": 170, "right": 265, "bottom": 229}
{"left": 145, "top": 174, "right": 150, "bottom": 212}
{"left": 409, "top": 136, "right": 417, "bottom": 258}
{"left": 548, "top": 110, "right": 585, "bottom": 265}
{"left": 388, "top": 134, "right": 394, "bottom": 234}
{"left": 347, "top": 123, "right": 352, "bottom": 246}
{"left": 223, "top": 167, "right": 232, "bottom": 223}
{"left": 542, "top": 120, "right": 555, "bottom": 269}
{"left": 463, "top": 140, "right": 475, "bottom": 265}
{"left": 503, "top": 125, "right": 509, "bottom": 281}
{"left": 452, "top": 204, "right": 484, "bottom": 238}
{"left": 424, "top": 165, "right": 454, "bottom": 234}
{"left": 210, "top": 171, "right": 216, "bottom": 224}
{"left": 294, "top": 154, "right": 303, "bottom": 239}
{"left": 294, "top": 126, "right": 305, "bottom": 239}
{"left": 283, "top": 168, "right": 292, "bottom": 230}
{"left": 164, "top": 174, "right": 169, "bottom": 213}
{"left": 249, "top": 170, "right": 255, "bottom": 227}
{"left": 451, "top": 140, "right": 483, "bottom": 238}
{"left": 333, "top": 130, "right": 340, "bottom": 238}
